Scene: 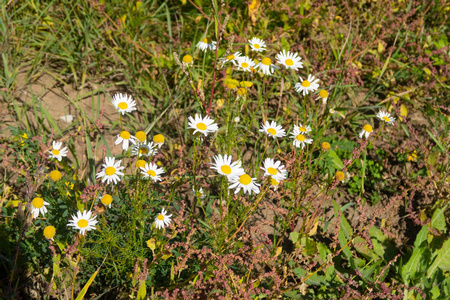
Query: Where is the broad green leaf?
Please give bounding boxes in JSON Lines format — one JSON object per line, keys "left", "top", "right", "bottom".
{"left": 290, "top": 232, "right": 299, "bottom": 244}
{"left": 328, "top": 149, "right": 344, "bottom": 169}
{"left": 431, "top": 205, "right": 448, "bottom": 232}
{"left": 293, "top": 267, "right": 326, "bottom": 285}
{"left": 414, "top": 225, "right": 428, "bottom": 248}
{"left": 137, "top": 281, "right": 146, "bottom": 300}
{"left": 401, "top": 246, "right": 425, "bottom": 283}
{"left": 427, "top": 238, "right": 450, "bottom": 277}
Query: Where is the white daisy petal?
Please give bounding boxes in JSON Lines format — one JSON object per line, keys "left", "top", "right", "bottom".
{"left": 187, "top": 114, "right": 219, "bottom": 137}
{"left": 111, "top": 93, "right": 137, "bottom": 115}
{"left": 140, "top": 162, "right": 164, "bottom": 182}
{"left": 261, "top": 158, "right": 287, "bottom": 181}
{"left": 248, "top": 37, "right": 267, "bottom": 52}
{"left": 154, "top": 208, "right": 172, "bottom": 229}
{"left": 49, "top": 141, "right": 69, "bottom": 161}
{"left": 236, "top": 56, "right": 256, "bottom": 72}
{"left": 228, "top": 173, "right": 260, "bottom": 195}
{"left": 275, "top": 50, "right": 303, "bottom": 70}
{"left": 376, "top": 110, "right": 396, "bottom": 125}
{"left": 294, "top": 74, "right": 320, "bottom": 96}
{"left": 96, "top": 157, "right": 125, "bottom": 185}
{"left": 210, "top": 154, "right": 244, "bottom": 179}
{"left": 290, "top": 125, "right": 313, "bottom": 149}
{"left": 196, "top": 37, "right": 217, "bottom": 52}
{"left": 67, "top": 210, "right": 97, "bottom": 235}
{"left": 259, "top": 121, "right": 286, "bottom": 139}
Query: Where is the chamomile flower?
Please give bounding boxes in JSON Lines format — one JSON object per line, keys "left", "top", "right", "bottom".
{"left": 261, "top": 158, "right": 287, "bottom": 181}
{"left": 275, "top": 50, "right": 303, "bottom": 70}
{"left": 256, "top": 57, "right": 279, "bottom": 75}
{"left": 182, "top": 55, "right": 193, "bottom": 67}
{"left": 193, "top": 187, "right": 205, "bottom": 199}
{"left": 295, "top": 123, "right": 312, "bottom": 134}
{"left": 49, "top": 141, "right": 68, "bottom": 161}
{"left": 96, "top": 157, "right": 125, "bottom": 185}
{"left": 249, "top": 37, "right": 266, "bottom": 52}
{"left": 140, "top": 162, "right": 164, "bottom": 182}
{"left": 154, "top": 208, "right": 172, "bottom": 229}
{"left": 187, "top": 114, "right": 219, "bottom": 137}
{"left": 115, "top": 130, "right": 137, "bottom": 151}
{"left": 220, "top": 51, "right": 242, "bottom": 66}
{"left": 30, "top": 197, "right": 49, "bottom": 218}
{"left": 377, "top": 110, "right": 396, "bottom": 125}
{"left": 294, "top": 74, "right": 320, "bottom": 96}
{"left": 359, "top": 124, "right": 373, "bottom": 139}
{"left": 197, "top": 37, "right": 217, "bottom": 52}
{"left": 49, "top": 170, "right": 62, "bottom": 181}
{"left": 43, "top": 226, "right": 56, "bottom": 240}
{"left": 111, "top": 93, "right": 137, "bottom": 115}
{"left": 290, "top": 127, "right": 313, "bottom": 149}
{"left": 132, "top": 141, "right": 158, "bottom": 157}
{"left": 134, "top": 131, "right": 147, "bottom": 143}
{"left": 67, "top": 210, "right": 98, "bottom": 235}
{"left": 269, "top": 177, "right": 281, "bottom": 190}
{"left": 228, "top": 173, "right": 260, "bottom": 195}
{"left": 259, "top": 121, "right": 286, "bottom": 139}
{"left": 153, "top": 134, "right": 165, "bottom": 148}
{"left": 210, "top": 154, "right": 244, "bottom": 179}
{"left": 236, "top": 56, "right": 255, "bottom": 72}
{"left": 101, "top": 194, "right": 113, "bottom": 208}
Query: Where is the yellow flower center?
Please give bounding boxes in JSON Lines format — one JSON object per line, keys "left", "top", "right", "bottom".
{"left": 157, "top": 214, "right": 164, "bottom": 220}
{"left": 203, "top": 37, "right": 212, "bottom": 44}
{"left": 153, "top": 134, "right": 165, "bottom": 144}
{"left": 196, "top": 123, "right": 207, "bottom": 130}
{"left": 118, "top": 102, "right": 128, "bottom": 110}
{"left": 32, "top": 197, "right": 44, "bottom": 208}
{"left": 254, "top": 44, "right": 260, "bottom": 49}
{"left": 270, "top": 177, "right": 280, "bottom": 186}
{"left": 136, "top": 160, "right": 146, "bottom": 168}
{"left": 182, "top": 55, "right": 193, "bottom": 64}
{"left": 78, "top": 219, "right": 88, "bottom": 228}
{"left": 261, "top": 57, "right": 271, "bottom": 65}
{"left": 299, "top": 126, "right": 307, "bottom": 132}
{"left": 335, "top": 171, "right": 345, "bottom": 181}
{"left": 267, "top": 128, "right": 277, "bottom": 135}
{"left": 196, "top": 191, "right": 203, "bottom": 198}
{"left": 319, "top": 89, "right": 329, "bottom": 98}
{"left": 135, "top": 131, "right": 146, "bottom": 142}
{"left": 120, "top": 131, "right": 131, "bottom": 139}
{"left": 267, "top": 167, "right": 278, "bottom": 175}
{"left": 139, "top": 147, "right": 149, "bottom": 154}
{"left": 105, "top": 167, "right": 116, "bottom": 176}
{"left": 227, "top": 54, "right": 235, "bottom": 60}
{"left": 237, "top": 88, "right": 247, "bottom": 96}
{"left": 101, "top": 194, "right": 113, "bottom": 205}
{"left": 285, "top": 59, "right": 294, "bottom": 66}
{"left": 296, "top": 134, "right": 305, "bottom": 142}
{"left": 363, "top": 124, "right": 373, "bottom": 132}
{"left": 220, "top": 165, "right": 232, "bottom": 174}
{"left": 147, "top": 170, "right": 156, "bottom": 177}
{"left": 239, "top": 174, "right": 251, "bottom": 185}
{"left": 321, "top": 142, "right": 331, "bottom": 151}
{"left": 52, "top": 149, "right": 60, "bottom": 155}
{"left": 44, "top": 226, "right": 56, "bottom": 239}
{"left": 241, "top": 62, "right": 249, "bottom": 68}
{"left": 301, "top": 80, "right": 311, "bottom": 87}
{"left": 383, "top": 116, "right": 390, "bottom": 122}
{"left": 49, "top": 170, "right": 62, "bottom": 181}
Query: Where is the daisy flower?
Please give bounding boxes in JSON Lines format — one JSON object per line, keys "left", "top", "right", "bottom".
{"left": 140, "top": 162, "right": 164, "bottom": 182}
{"left": 49, "top": 170, "right": 62, "bottom": 181}
{"left": 43, "top": 225, "right": 56, "bottom": 240}
{"left": 111, "top": 93, "right": 137, "bottom": 115}
{"left": 135, "top": 131, "right": 147, "bottom": 143}
{"left": 295, "top": 123, "right": 312, "bottom": 135}
{"left": 275, "top": 50, "right": 303, "bottom": 70}
{"left": 154, "top": 208, "right": 172, "bottom": 229}
{"left": 96, "top": 157, "right": 125, "bottom": 185}
{"left": 187, "top": 114, "right": 219, "bottom": 137}
{"left": 236, "top": 56, "right": 255, "bottom": 72}
{"left": 248, "top": 37, "right": 266, "bottom": 52}
{"left": 67, "top": 210, "right": 98, "bottom": 235}
{"left": 210, "top": 154, "right": 244, "bottom": 179}
{"left": 49, "top": 141, "right": 68, "bottom": 161}
{"left": 259, "top": 121, "right": 286, "bottom": 139}
{"left": 101, "top": 194, "right": 113, "bottom": 208}
{"left": 261, "top": 158, "right": 287, "bottom": 181}
{"left": 269, "top": 177, "right": 281, "bottom": 191}
{"left": 182, "top": 55, "right": 193, "bottom": 67}
{"left": 153, "top": 134, "right": 165, "bottom": 148}
{"left": 197, "top": 37, "right": 217, "bottom": 52}
{"left": 220, "top": 51, "right": 242, "bottom": 66}
{"left": 30, "top": 197, "right": 49, "bottom": 218}
{"left": 290, "top": 127, "right": 313, "bottom": 149}
{"left": 376, "top": 110, "right": 396, "bottom": 125}
{"left": 132, "top": 141, "right": 158, "bottom": 157}
{"left": 193, "top": 187, "right": 205, "bottom": 199}
{"left": 228, "top": 173, "right": 260, "bottom": 195}
{"left": 115, "top": 130, "right": 137, "bottom": 151}
{"left": 359, "top": 124, "right": 373, "bottom": 139}
{"left": 256, "top": 57, "right": 279, "bottom": 75}
{"left": 294, "top": 74, "right": 320, "bottom": 96}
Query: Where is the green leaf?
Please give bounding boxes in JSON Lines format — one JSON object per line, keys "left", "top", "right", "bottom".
{"left": 290, "top": 232, "right": 300, "bottom": 244}
{"left": 427, "top": 238, "right": 450, "bottom": 277}
{"left": 137, "top": 280, "right": 146, "bottom": 300}
{"left": 401, "top": 246, "right": 425, "bottom": 283}
{"left": 293, "top": 267, "right": 326, "bottom": 285}
{"left": 414, "top": 225, "right": 428, "bottom": 248}
{"left": 75, "top": 256, "right": 107, "bottom": 300}
{"left": 328, "top": 149, "right": 344, "bottom": 169}
{"left": 431, "top": 205, "right": 448, "bottom": 232}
